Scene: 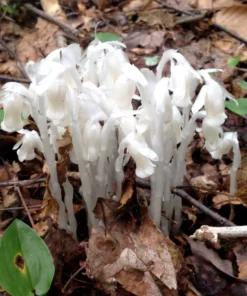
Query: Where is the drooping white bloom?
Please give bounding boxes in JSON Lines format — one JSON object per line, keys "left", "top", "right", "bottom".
{"left": 192, "top": 69, "right": 236, "bottom": 125}
{"left": 170, "top": 63, "right": 199, "bottom": 108}
{"left": 156, "top": 49, "right": 201, "bottom": 108}
{"left": 202, "top": 118, "right": 223, "bottom": 152}
{"left": 116, "top": 134, "right": 158, "bottom": 178}
{"left": 81, "top": 40, "right": 128, "bottom": 86}
{"left": 210, "top": 132, "right": 239, "bottom": 160}
{"left": 0, "top": 83, "right": 31, "bottom": 132}
{"left": 27, "top": 60, "right": 76, "bottom": 125}
{"left": 13, "top": 129, "right": 44, "bottom": 162}
{"left": 210, "top": 132, "right": 241, "bottom": 195}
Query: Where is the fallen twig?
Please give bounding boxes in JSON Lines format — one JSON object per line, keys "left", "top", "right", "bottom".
{"left": 62, "top": 266, "right": 84, "bottom": 292}
{"left": 24, "top": 3, "right": 78, "bottom": 42}
{"left": 154, "top": 0, "right": 247, "bottom": 45}
{"left": 0, "top": 177, "right": 45, "bottom": 188}
{"left": 191, "top": 225, "right": 247, "bottom": 243}
{"left": 0, "top": 205, "right": 41, "bottom": 211}
{"left": 175, "top": 13, "right": 207, "bottom": 26}
{"left": 16, "top": 187, "right": 35, "bottom": 228}
{"left": 172, "top": 188, "right": 235, "bottom": 227}
{"left": 136, "top": 178, "right": 235, "bottom": 227}
{"left": 0, "top": 74, "right": 31, "bottom": 83}
{"left": 0, "top": 39, "right": 29, "bottom": 79}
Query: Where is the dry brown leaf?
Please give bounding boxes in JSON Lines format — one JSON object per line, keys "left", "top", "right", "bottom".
{"left": 37, "top": 183, "right": 59, "bottom": 225}
{"left": 56, "top": 129, "right": 73, "bottom": 184}
{"left": 190, "top": 175, "right": 218, "bottom": 195}
{"left": 187, "top": 255, "right": 228, "bottom": 295}
{"left": 17, "top": 0, "right": 67, "bottom": 64}
{"left": 213, "top": 38, "right": 237, "bottom": 54}
{"left": 193, "top": 0, "right": 237, "bottom": 9}
{"left": 0, "top": 162, "right": 19, "bottom": 208}
{"left": 235, "top": 153, "right": 247, "bottom": 207}
{"left": 213, "top": 5, "right": 247, "bottom": 41}
{"left": 2, "top": 188, "right": 18, "bottom": 208}
{"left": 137, "top": 9, "right": 174, "bottom": 29}
{"left": 120, "top": 179, "right": 135, "bottom": 206}
{"left": 187, "top": 237, "right": 235, "bottom": 278}
{"left": 233, "top": 240, "right": 247, "bottom": 280}
{"left": 87, "top": 205, "right": 180, "bottom": 295}
{"left": 41, "top": 0, "right": 61, "bottom": 14}
{"left": 212, "top": 193, "right": 241, "bottom": 209}
{"left": 34, "top": 221, "right": 49, "bottom": 237}
{"left": 0, "top": 60, "right": 22, "bottom": 77}
{"left": 182, "top": 206, "right": 197, "bottom": 227}
{"left": 125, "top": 31, "right": 165, "bottom": 49}
{"left": 130, "top": 48, "right": 156, "bottom": 55}
{"left": 0, "top": 166, "right": 9, "bottom": 183}
{"left": 123, "top": 0, "right": 154, "bottom": 14}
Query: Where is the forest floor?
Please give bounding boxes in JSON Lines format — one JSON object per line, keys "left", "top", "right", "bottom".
{"left": 1, "top": 0, "right": 247, "bottom": 295}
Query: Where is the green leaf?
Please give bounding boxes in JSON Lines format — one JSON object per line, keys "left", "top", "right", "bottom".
{"left": 0, "top": 219, "right": 55, "bottom": 296}
{"left": 227, "top": 56, "right": 241, "bottom": 68}
{"left": 144, "top": 56, "right": 160, "bottom": 67}
{"left": 225, "top": 98, "right": 247, "bottom": 116}
{"left": 92, "top": 32, "right": 121, "bottom": 43}
{"left": 240, "top": 79, "right": 247, "bottom": 90}
{"left": 0, "top": 109, "right": 3, "bottom": 124}
{"left": 4, "top": 5, "right": 18, "bottom": 16}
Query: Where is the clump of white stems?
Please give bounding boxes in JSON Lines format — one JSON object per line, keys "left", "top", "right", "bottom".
{"left": 0, "top": 38, "right": 241, "bottom": 235}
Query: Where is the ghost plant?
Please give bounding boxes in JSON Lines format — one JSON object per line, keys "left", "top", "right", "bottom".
{"left": 0, "top": 37, "right": 241, "bottom": 235}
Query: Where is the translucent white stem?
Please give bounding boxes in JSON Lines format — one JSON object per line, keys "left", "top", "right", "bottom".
{"left": 63, "top": 179, "right": 77, "bottom": 240}
{"left": 37, "top": 96, "right": 68, "bottom": 230}
{"left": 150, "top": 164, "right": 164, "bottom": 227}
{"left": 96, "top": 117, "right": 116, "bottom": 198}
{"left": 70, "top": 120, "right": 97, "bottom": 227}
{"left": 149, "top": 108, "right": 165, "bottom": 228}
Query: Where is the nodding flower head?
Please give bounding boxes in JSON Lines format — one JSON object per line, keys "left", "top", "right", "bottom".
{"left": 13, "top": 129, "right": 44, "bottom": 162}
{"left": 0, "top": 82, "right": 31, "bottom": 132}
{"left": 116, "top": 134, "right": 158, "bottom": 178}
{"left": 192, "top": 69, "right": 237, "bottom": 126}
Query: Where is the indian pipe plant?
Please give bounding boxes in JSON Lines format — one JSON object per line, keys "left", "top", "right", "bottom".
{"left": 0, "top": 37, "right": 241, "bottom": 235}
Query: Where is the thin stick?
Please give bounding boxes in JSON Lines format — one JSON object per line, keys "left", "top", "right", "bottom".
{"left": 175, "top": 13, "right": 207, "bottom": 25}
{"left": 135, "top": 178, "right": 235, "bottom": 226}
{"left": 172, "top": 188, "right": 235, "bottom": 226}
{"left": 62, "top": 266, "right": 84, "bottom": 292}
{"left": 0, "top": 205, "right": 41, "bottom": 211}
{"left": 212, "top": 23, "right": 247, "bottom": 46}
{"left": 154, "top": 0, "right": 247, "bottom": 45}
{"left": 0, "top": 74, "right": 31, "bottom": 83}
{"left": 0, "top": 177, "right": 45, "bottom": 188}
{"left": 0, "top": 39, "right": 29, "bottom": 79}
{"left": 155, "top": 0, "right": 194, "bottom": 16}
{"left": 24, "top": 4, "right": 78, "bottom": 41}
{"left": 16, "top": 187, "right": 35, "bottom": 228}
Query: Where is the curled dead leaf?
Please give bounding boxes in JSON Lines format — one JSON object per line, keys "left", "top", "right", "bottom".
{"left": 213, "top": 6, "right": 247, "bottom": 41}
{"left": 56, "top": 129, "right": 72, "bottom": 185}
{"left": 212, "top": 193, "right": 241, "bottom": 209}
{"left": 190, "top": 175, "right": 218, "bottom": 195}
{"left": 232, "top": 240, "right": 247, "bottom": 280}
{"left": 193, "top": 0, "right": 237, "bottom": 10}
{"left": 87, "top": 203, "right": 180, "bottom": 295}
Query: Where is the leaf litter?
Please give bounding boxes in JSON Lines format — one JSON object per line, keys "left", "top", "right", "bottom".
{"left": 2, "top": 0, "right": 247, "bottom": 295}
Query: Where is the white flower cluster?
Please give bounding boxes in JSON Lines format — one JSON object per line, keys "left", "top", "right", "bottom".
{"left": 0, "top": 38, "right": 241, "bottom": 234}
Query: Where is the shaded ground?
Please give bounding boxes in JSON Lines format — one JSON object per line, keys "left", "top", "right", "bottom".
{"left": 1, "top": 0, "right": 247, "bottom": 295}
